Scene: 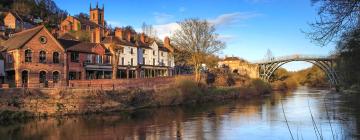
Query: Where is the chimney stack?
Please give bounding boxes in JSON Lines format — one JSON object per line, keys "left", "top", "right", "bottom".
{"left": 126, "top": 30, "right": 131, "bottom": 42}
{"left": 164, "top": 36, "right": 174, "bottom": 53}
{"left": 140, "top": 33, "right": 145, "bottom": 43}
{"left": 114, "top": 27, "right": 123, "bottom": 40}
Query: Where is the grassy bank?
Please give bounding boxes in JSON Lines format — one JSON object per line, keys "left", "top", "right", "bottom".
{"left": 0, "top": 76, "right": 271, "bottom": 121}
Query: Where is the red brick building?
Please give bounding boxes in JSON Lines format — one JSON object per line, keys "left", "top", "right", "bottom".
{"left": 1, "top": 25, "right": 66, "bottom": 87}
{"left": 58, "top": 38, "right": 112, "bottom": 81}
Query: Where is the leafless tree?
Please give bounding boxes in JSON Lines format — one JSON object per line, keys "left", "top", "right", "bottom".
{"left": 108, "top": 43, "right": 123, "bottom": 79}
{"left": 142, "top": 22, "right": 158, "bottom": 38}
{"left": 307, "top": 0, "right": 360, "bottom": 46}
{"left": 265, "top": 49, "right": 274, "bottom": 61}
{"left": 171, "top": 19, "right": 225, "bottom": 83}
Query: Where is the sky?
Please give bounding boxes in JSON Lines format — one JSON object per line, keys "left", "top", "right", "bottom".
{"left": 53, "top": 0, "right": 335, "bottom": 71}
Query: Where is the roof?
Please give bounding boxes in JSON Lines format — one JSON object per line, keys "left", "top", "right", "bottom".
{"left": 156, "top": 42, "right": 170, "bottom": 52}
{"left": 102, "top": 36, "right": 135, "bottom": 46}
{"left": 59, "top": 33, "right": 78, "bottom": 41}
{"left": 223, "top": 57, "right": 240, "bottom": 61}
{"left": 1, "top": 25, "right": 44, "bottom": 51}
{"left": 67, "top": 42, "right": 105, "bottom": 53}
{"left": 57, "top": 39, "right": 81, "bottom": 50}
{"left": 135, "top": 40, "right": 152, "bottom": 49}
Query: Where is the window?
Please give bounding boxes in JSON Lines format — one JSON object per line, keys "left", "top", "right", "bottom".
{"left": 143, "top": 49, "right": 145, "bottom": 54}
{"left": 153, "top": 51, "right": 155, "bottom": 55}
{"left": 25, "top": 50, "right": 32, "bottom": 62}
{"left": 39, "top": 51, "right": 46, "bottom": 63}
{"left": 39, "top": 71, "right": 46, "bottom": 83}
{"left": 161, "top": 52, "right": 164, "bottom": 57}
{"left": 104, "top": 55, "right": 111, "bottom": 64}
{"left": 121, "top": 57, "right": 124, "bottom": 65}
{"left": 69, "top": 72, "right": 77, "bottom": 80}
{"left": 143, "top": 57, "right": 145, "bottom": 65}
{"left": 153, "top": 58, "right": 155, "bottom": 66}
{"left": 130, "top": 48, "right": 134, "bottom": 54}
{"left": 161, "top": 59, "right": 164, "bottom": 66}
{"left": 130, "top": 58, "right": 133, "bottom": 66}
{"left": 71, "top": 52, "right": 79, "bottom": 62}
{"left": 53, "top": 52, "right": 60, "bottom": 63}
{"left": 95, "top": 55, "right": 102, "bottom": 64}
{"left": 39, "top": 36, "right": 47, "bottom": 44}
{"left": 85, "top": 54, "right": 93, "bottom": 63}
{"left": 6, "top": 54, "right": 13, "bottom": 63}
{"left": 53, "top": 71, "right": 59, "bottom": 83}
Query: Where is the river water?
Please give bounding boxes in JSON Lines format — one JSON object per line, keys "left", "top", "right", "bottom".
{"left": 0, "top": 87, "right": 359, "bottom": 140}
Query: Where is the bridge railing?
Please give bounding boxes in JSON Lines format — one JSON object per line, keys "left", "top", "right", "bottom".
{"left": 252, "top": 54, "right": 333, "bottom": 64}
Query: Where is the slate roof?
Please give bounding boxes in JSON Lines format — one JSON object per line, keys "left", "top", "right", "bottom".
{"left": 1, "top": 25, "right": 43, "bottom": 51}
{"left": 57, "top": 39, "right": 81, "bottom": 50}
{"left": 59, "top": 33, "right": 78, "bottom": 41}
{"left": 102, "top": 36, "right": 135, "bottom": 46}
{"left": 58, "top": 38, "right": 105, "bottom": 54}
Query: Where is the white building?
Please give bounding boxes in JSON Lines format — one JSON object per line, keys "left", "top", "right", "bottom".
{"left": 102, "top": 28, "right": 175, "bottom": 79}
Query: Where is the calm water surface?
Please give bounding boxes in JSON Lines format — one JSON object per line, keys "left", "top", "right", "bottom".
{"left": 0, "top": 87, "right": 359, "bottom": 140}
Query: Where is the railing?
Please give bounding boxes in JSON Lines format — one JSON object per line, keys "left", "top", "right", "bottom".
{"left": 253, "top": 54, "right": 334, "bottom": 64}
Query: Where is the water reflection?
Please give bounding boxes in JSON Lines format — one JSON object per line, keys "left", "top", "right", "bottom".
{"left": 0, "top": 87, "right": 358, "bottom": 140}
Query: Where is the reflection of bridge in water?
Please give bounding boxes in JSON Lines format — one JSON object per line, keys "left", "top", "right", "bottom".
{"left": 254, "top": 55, "right": 338, "bottom": 85}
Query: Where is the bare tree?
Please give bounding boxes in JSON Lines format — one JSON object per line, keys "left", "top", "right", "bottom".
{"left": 265, "top": 49, "right": 274, "bottom": 61}
{"left": 307, "top": 0, "right": 360, "bottom": 46}
{"left": 108, "top": 43, "right": 123, "bottom": 79}
{"left": 142, "top": 22, "right": 158, "bottom": 38}
{"left": 171, "top": 19, "right": 225, "bottom": 83}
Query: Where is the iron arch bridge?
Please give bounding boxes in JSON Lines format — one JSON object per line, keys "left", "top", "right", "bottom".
{"left": 255, "top": 55, "right": 339, "bottom": 85}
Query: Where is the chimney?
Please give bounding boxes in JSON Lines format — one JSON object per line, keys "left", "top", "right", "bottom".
{"left": 114, "top": 27, "right": 123, "bottom": 40}
{"left": 164, "top": 36, "right": 174, "bottom": 53}
{"left": 91, "top": 28, "right": 101, "bottom": 43}
{"left": 140, "top": 33, "right": 145, "bottom": 43}
{"left": 126, "top": 30, "right": 131, "bottom": 42}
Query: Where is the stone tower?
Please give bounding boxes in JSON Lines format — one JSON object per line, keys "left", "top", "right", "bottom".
{"left": 90, "top": 2, "right": 104, "bottom": 27}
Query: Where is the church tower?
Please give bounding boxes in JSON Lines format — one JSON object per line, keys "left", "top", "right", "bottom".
{"left": 90, "top": 2, "right": 105, "bottom": 27}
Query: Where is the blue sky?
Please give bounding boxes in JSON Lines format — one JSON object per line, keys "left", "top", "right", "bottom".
{"left": 53, "top": 0, "right": 335, "bottom": 71}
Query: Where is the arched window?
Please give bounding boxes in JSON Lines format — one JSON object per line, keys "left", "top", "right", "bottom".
{"left": 21, "top": 70, "right": 28, "bottom": 87}
{"left": 25, "top": 50, "right": 32, "bottom": 62}
{"left": 53, "top": 52, "right": 60, "bottom": 63}
{"left": 53, "top": 71, "right": 60, "bottom": 83}
{"left": 39, "top": 71, "right": 46, "bottom": 83}
{"left": 39, "top": 51, "right": 46, "bottom": 63}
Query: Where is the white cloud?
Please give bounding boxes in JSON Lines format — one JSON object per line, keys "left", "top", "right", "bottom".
{"left": 209, "top": 12, "right": 260, "bottom": 27}
{"left": 153, "top": 12, "right": 174, "bottom": 24}
{"left": 153, "top": 22, "right": 180, "bottom": 39}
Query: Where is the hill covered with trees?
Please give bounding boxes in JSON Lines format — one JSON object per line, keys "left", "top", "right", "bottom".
{"left": 0, "top": 0, "right": 68, "bottom": 28}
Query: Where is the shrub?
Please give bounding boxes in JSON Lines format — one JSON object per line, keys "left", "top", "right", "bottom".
{"left": 248, "top": 79, "right": 271, "bottom": 94}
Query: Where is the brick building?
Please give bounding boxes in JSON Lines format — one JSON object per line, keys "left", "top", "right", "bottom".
{"left": 58, "top": 38, "right": 112, "bottom": 81}
{"left": 60, "top": 3, "right": 105, "bottom": 43}
{"left": 1, "top": 25, "right": 66, "bottom": 87}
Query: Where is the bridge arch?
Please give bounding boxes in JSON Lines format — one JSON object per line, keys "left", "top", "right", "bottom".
{"left": 256, "top": 55, "right": 339, "bottom": 85}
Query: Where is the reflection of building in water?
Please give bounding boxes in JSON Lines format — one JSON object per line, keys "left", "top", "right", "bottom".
{"left": 0, "top": 101, "right": 264, "bottom": 140}
{"left": 218, "top": 56, "right": 259, "bottom": 79}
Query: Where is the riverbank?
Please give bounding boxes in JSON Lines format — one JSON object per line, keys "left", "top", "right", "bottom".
{"left": 0, "top": 77, "right": 271, "bottom": 121}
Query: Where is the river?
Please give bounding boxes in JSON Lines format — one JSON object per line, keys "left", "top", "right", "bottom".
{"left": 0, "top": 87, "right": 359, "bottom": 140}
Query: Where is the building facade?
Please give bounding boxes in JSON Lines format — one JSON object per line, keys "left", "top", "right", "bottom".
{"left": 218, "top": 57, "right": 259, "bottom": 79}
{"left": 1, "top": 26, "right": 66, "bottom": 87}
